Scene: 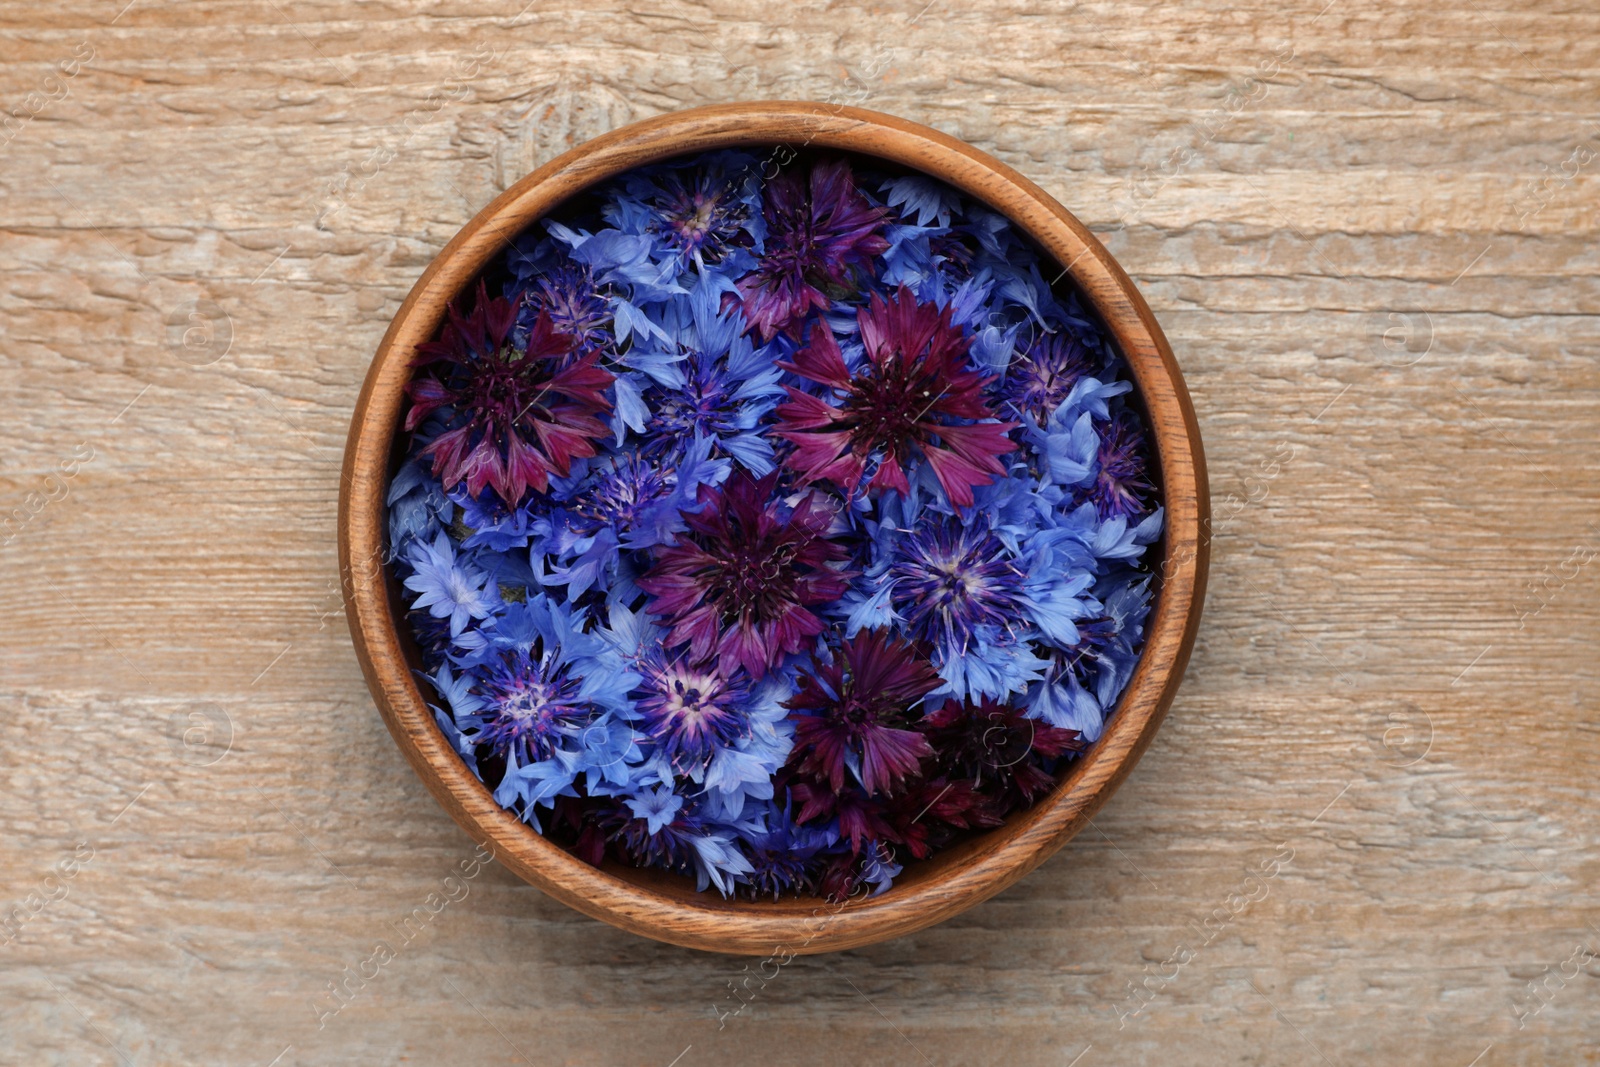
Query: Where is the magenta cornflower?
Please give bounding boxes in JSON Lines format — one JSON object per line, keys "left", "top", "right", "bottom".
{"left": 774, "top": 286, "right": 1019, "bottom": 507}
{"left": 785, "top": 629, "right": 941, "bottom": 796}
{"left": 405, "top": 281, "right": 615, "bottom": 502}
{"left": 636, "top": 472, "right": 853, "bottom": 678}
{"left": 791, "top": 780, "right": 897, "bottom": 854}
{"left": 737, "top": 158, "right": 889, "bottom": 340}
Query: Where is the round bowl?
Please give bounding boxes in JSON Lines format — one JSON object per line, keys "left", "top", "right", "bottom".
{"left": 339, "top": 101, "right": 1209, "bottom": 956}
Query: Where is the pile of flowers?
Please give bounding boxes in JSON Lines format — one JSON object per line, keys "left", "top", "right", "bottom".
{"left": 387, "top": 150, "right": 1162, "bottom": 900}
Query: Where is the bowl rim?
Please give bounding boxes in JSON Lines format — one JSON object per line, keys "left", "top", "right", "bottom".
{"left": 339, "top": 101, "right": 1209, "bottom": 956}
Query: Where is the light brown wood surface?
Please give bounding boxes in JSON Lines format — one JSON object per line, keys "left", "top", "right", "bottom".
{"left": 1, "top": 1, "right": 1596, "bottom": 1064}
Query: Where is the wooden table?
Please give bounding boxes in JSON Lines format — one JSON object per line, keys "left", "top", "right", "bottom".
{"left": 2, "top": 2, "right": 1595, "bottom": 1064}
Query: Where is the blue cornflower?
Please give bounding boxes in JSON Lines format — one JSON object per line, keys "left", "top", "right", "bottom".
{"left": 625, "top": 784, "right": 685, "bottom": 835}
{"left": 422, "top": 662, "right": 484, "bottom": 720}
{"left": 890, "top": 517, "right": 1028, "bottom": 657}
{"left": 545, "top": 220, "right": 686, "bottom": 306}
{"left": 474, "top": 649, "right": 597, "bottom": 761}
{"left": 1061, "top": 571, "right": 1155, "bottom": 707}
{"left": 387, "top": 454, "right": 452, "bottom": 550}
{"left": 519, "top": 261, "right": 613, "bottom": 355}
{"left": 1057, "top": 502, "right": 1164, "bottom": 566}
{"left": 419, "top": 663, "right": 485, "bottom": 773}
{"left": 402, "top": 532, "right": 495, "bottom": 637}
{"left": 1017, "top": 527, "right": 1099, "bottom": 647}
{"left": 454, "top": 486, "right": 539, "bottom": 552}
{"left": 934, "top": 624, "right": 1050, "bottom": 702}
{"left": 618, "top": 151, "right": 762, "bottom": 273}
{"left": 630, "top": 281, "right": 786, "bottom": 471}
{"left": 1028, "top": 665, "right": 1107, "bottom": 740}
{"left": 634, "top": 650, "right": 756, "bottom": 774}
{"left": 463, "top": 596, "right": 641, "bottom": 813}
{"left": 881, "top": 174, "right": 963, "bottom": 228}
{"left": 1028, "top": 376, "right": 1133, "bottom": 487}
{"left": 542, "top": 435, "right": 726, "bottom": 598}
{"left": 737, "top": 803, "right": 832, "bottom": 900}
{"left": 856, "top": 840, "right": 904, "bottom": 896}
{"left": 570, "top": 453, "right": 675, "bottom": 535}
{"left": 1087, "top": 412, "right": 1157, "bottom": 520}
{"left": 1002, "top": 331, "right": 1096, "bottom": 424}
{"left": 606, "top": 799, "right": 755, "bottom": 895}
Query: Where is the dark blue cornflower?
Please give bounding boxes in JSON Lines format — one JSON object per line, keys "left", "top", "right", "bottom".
{"left": 543, "top": 436, "right": 725, "bottom": 599}
{"left": 890, "top": 518, "right": 1028, "bottom": 657}
{"left": 519, "top": 262, "right": 613, "bottom": 356}
{"left": 1088, "top": 412, "right": 1156, "bottom": 520}
{"left": 455, "top": 486, "right": 540, "bottom": 552}
{"left": 633, "top": 163, "right": 758, "bottom": 271}
{"left": 1002, "top": 332, "right": 1096, "bottom": 424}
{"left": 475, "top": 648, "right": 597, "bottom": 762}
{"left": 569, "top": 452, "right": 674, "bottom": 538}
{"left": 601, "top": 798, "right": 755, "bottom": 895}
{"left": 634, "top": 650, "right": 754, "bottom": 775}
{"left": 737, "top": 804, "right": 831, "bottom": 900}
{"left": 388, "top": 453, "right": 452, "bottom": 549}
{"left": 628, "top": 281, "right": 786, "bottom": 472}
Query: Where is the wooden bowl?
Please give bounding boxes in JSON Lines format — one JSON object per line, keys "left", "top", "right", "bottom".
{"left": 339, "top": 102, "right": 1208, "bottom": 956}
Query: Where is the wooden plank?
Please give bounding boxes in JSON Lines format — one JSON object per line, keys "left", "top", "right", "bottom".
{"left": 1, "top": 0, "right": 1597, "bottom": 1062}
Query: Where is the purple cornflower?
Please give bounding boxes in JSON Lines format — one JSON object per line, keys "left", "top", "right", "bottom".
{"left": 1090, "top": 412, "right": 1155, "bottom": 519}
{"left": 405, "top": 282, "right": 615, "bottom": 502}
{"left": 637, "top": 471, "right": 853, "bottom": 679}
{"left": 920, "top": 697, "right": 1085, "bottom": 807}
{"left": 774, "top": 286, "right": 1019, "bottom": 507}
{"left": 634, "top": 650, "right": 753, "bottom": 774}
{"left": 890, "top": 518, "right": 1027, "bottom": 657}
{"left": 737, "top": 158, "right": 889, "bottom": 340}
{"left": 1002, "top": 332, "right": 1094, "bottom": 422}
{"left": 785, "top": 629, "right": 941, "bottom": 797}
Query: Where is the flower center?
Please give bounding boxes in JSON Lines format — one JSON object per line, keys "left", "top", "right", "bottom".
{"left": 723, "top": 543, "right": 801, "bottom": 618}
{"left": 678, "top": 195, "right": 717, "bottom": 239}
{"left": 892, "top": 523, "right": 1024, "bottom": 651}
{"left": 839, "top": 353, "right": 941, "bottom": 452}
{"left": 501, "top": 680, "right": 557, "bottom": 722}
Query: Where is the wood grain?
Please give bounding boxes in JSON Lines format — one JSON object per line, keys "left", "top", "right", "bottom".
{"left": 1, "top": 0, "right": 1597, "bottom": 1063}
